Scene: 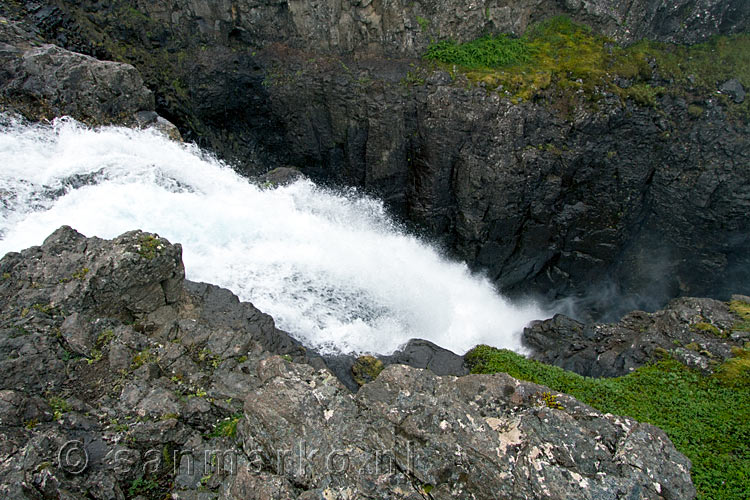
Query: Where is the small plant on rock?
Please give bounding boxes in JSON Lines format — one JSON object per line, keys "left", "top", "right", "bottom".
{"left": 136, "top": 234, "right": 164, "bottom": 260}
{"left": 128, "top": 477, "right": 159, "bottom": 498}
{"left": 207, "top": 414, "right": 241, "bottom": 439}
{"left": 72, "top": 267, "right": 90, "bottom": 280}
{"left": 539, "top": 391, "right": 564, "bottom": 410}
{"left": 48, "top": 396, "right": 72, "bottom": 420}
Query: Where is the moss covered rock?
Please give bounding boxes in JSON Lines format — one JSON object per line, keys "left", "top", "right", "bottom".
{"left": 351, "top": 355, "right": 384, "bottom": 386}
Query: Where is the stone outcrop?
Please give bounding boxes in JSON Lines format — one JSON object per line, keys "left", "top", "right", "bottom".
{"left": 524, "top": 296, "right": 750, "bottom": 377}
{"left": 0, "top": 16, "right": 182, "bottom": 137}
{"left": 0, "top": 17, "right": 152, "bottom": 125}
{"left": 242, "top": 358, "right": 695, "bottom": 500}
{"left": 0, "top": 227, "right": 696, "bottom": 498}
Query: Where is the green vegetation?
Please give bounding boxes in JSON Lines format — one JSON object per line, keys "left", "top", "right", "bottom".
{"left": 416, "top": 15, "right": 430, "bottom": 33}
{"left": 108, "top": 418, "right": 129, "bottom": 432}
{"left": 188, "top": 387, "right": 207, "bottom": 399}
{"left": 692, "top": 321, "right": 725, "bottom": 337}
{"left": 137, "top": 235, "right": 163, "bottom": 260}
{"left": 425, "top": 35, "right": 531, "bottom": 69}
{"left": 198, "top": 348, "right": 222, "bottom": 369}
{"left": 128, "top": 477, "right": 159, "bottom": 498}
{"left": 207, "top": 414, "right": 241, "bottom": 438}
{"left": 131, "top": 348, "right": 156, "bottom": 369}
{"left": 87, "top": 328, "right": 115, "bottom": 363}
{"left": 87, "top": 348, "right": 103, "bottom": 364}
{"left": 715, "top": 348, "right": 750, "bottom": 389}
{"left": 423, "top": 15, "right": 750, "bottom": 116}
{"left": 72, "top": 267, "right": 90, "bottom": 280}
{"left": 351, "top": 355, "right": 385, "bottom": 386}
{"left": 539, "top": 391, "right": 564, "bottom": 410}
{"left": 729, "top": 299, "right": 750, "bottom": 332}
{"left": 32, "top": 303, "right": 55, "bottom": 315}
{"left": 465, "top": 345, "right": 750, "bottom": 500}
{"left": 96, "top": 329, "right": 115, "bottom": 347}
{"left": 48, "top": 396, "right": 72, "bottom": 420}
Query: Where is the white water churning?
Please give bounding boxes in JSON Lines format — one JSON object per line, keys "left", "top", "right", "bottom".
{"left": 0, "top": 115, "right": 542, "bottom": 355}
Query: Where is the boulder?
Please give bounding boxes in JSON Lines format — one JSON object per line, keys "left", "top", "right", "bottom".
{"left": 0, "top": 16, "right": 181, "bottom": 132}
{"left": 242, "top": 357, "right": 696, "bottom": 499}
{"left": 720, "top": 78, "right": 746, "bottom": 103}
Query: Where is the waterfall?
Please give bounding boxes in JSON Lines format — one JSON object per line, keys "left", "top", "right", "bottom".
{"left": 0, "top": 114, "right": 542, "bottom": 355}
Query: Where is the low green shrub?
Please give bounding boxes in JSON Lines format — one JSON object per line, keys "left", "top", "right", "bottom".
{"left": 424, "top": 35, "right": 532, "bottom": 69}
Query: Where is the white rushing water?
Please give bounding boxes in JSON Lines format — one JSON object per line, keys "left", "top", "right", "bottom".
{"left": 0, "top": 114, "right": 543, "bottom": 355}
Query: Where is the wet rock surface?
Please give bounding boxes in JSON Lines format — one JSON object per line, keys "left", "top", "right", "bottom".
{"left": 0, "top": 227, "right": 697, "bottom": 498}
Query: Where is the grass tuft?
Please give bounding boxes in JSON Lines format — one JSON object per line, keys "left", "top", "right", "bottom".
{"left": 729, "top": 300, "right": 750, "bottom": 332}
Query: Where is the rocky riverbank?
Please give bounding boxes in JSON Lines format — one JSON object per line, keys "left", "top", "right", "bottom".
{"left": 0, "top": 227, "right": 697, "bottom": 499}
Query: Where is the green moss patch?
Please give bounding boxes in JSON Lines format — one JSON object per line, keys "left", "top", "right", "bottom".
{"left": 423, "top": 15, "right": 750, "bottom": 117}
{"left": 465, "top": 345, "right": 750, "bottom": 500}
{"left": 351, "top": 355, "right": 385, "bottom": 386}
{"left": 729, "top": 299, "right": 750, "bottom": 332}
{"left": 692, "top": 321, "right": 726, "bottom": 338}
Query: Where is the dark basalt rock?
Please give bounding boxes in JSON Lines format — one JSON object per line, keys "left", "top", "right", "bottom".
{"left": 384, "top": 337, "right": 469, "bottom": 377}
{"left": 524, "top": 297, "right": 748, "bottom": 377}
{"left": 255, "top": 166, "right": 306, "bottom": 187}
{"left": 0, "top": 16, "right": 181, "bottom": 134}
{"left": 720, "top": 78, "right": 746, "bottom": 103}
{"left": 0, "top": 18, "right": 152, "bottom": 125}
{"left": 0, "top": 227, "right": 697, "bottom": 498}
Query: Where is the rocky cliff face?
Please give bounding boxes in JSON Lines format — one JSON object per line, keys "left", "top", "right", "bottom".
{"left": 0, "top": 17, "right": 152, "bottom": 125}
{"left": 39, "top": 0, "right": 750, "bottom": 57}
{"left": 260, "top": 54, "right": 750, "bottom": 311}
{"left": 0, "top": 227, "right": 696, "bottom": 499}
{"left": 2, "top": 0, "right": 747, "bottom": 314}
{"left": 0, "top": 16, "right": 181, "bottom": 138}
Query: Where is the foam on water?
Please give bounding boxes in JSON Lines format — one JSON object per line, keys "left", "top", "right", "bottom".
{"left": 0, "top": 115, "right": 543, "bottom": 355}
